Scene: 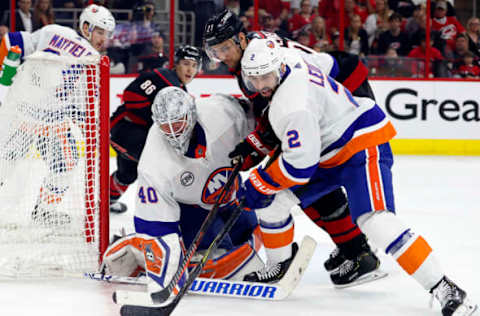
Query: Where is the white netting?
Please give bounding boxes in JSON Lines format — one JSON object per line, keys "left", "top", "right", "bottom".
{"left": 0, "top": 52, "right": 106, "bottom": 279}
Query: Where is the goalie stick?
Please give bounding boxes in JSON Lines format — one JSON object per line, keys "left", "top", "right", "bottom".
{"left": 113, "top": 235, "right": 317, "bottom": 316}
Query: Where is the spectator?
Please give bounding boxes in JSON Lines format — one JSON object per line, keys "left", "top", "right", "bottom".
{"left": 295, "top": 29, "right": 311, "bottom": 47}
{"left": 408, "top": 31, "right": 445, "bottom": 77}
{"left": 225, "top": 0, "right": 240, "bottom": 16}
{"left": 408, "top": 32, "right": 443, "bottom": 61}
{"left": 344, "top": 0, "right": 368, "bottom": 25}
{"left": 1, "top": 0, "right": 33, "bottom": 33}
{"left": 129, "top": 0, "right": 158, "bottom": 71}
{"left": 450, "top": 34, "right": 471, "bottom": 70}
{"left": 53, "top": 0, "right": 83, "bottom": 23}
{"left": 308, "top": 16, "right": 330, "bottom": 48}
{"left": 291, "top": 0, "right": 318, "bottom": 15}
{"left": 193, "top": 0, "right": 222, "bottom": 47}
{"left": 377, "top": 12, "right": 410, "bottom": 55}
{"left": 345, "top": 14, "right": 369, "bottom": 56}
{"left": 32, "top": 0, "right": 54, "bottom": 31}
{"left": 431, "top": 0, "right": 465, "bottom": 51}
{"left": 466, "top": 17, "right": 480, "bottom": 58}
{"left": 313, "top": 39, "right": 330, "bottom": 52}
{"left": 454, "top": 51, "right": 480, "bottom": 78}
{"left": 289, "top": 0, "right": 316, "bottom": 33}
{"left": 261, "top": 12, "right": 290, "bottom": 38}
{"left": 405, "top": 4, "right": 425, "bottom": 41}
{"left": 259, "top": 0, "right": 289, "bottom": 19}
{"left": 239, "top": 14, "right": 251, "bottom": 32}
{"left": 388, "top": 0, "right": 415, "bottom": 18}
{"left": 364, "top": 0, "right": 392, "bottom": 47}
{"left": 0, "top": 25, "right": 8, "bottom": 38}
{"left": 318, "top": 0, "right": 338, "bottom": 33}
{"left": 136, "top": 29, "right": 169, "bottom": 72}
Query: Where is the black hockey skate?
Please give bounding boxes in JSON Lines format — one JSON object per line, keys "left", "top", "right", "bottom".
{"left": 324, "top": 247, "right": 347, "bottom": 272}
{"left": 31, "top": 205, "right": 71, "bottom": 226}
{"left": 330, "top": 250, "right": 386, "bottom": 288}
{"left": 243, "top": 242, "right": 298, "bottom": 283}
{"left": 110, "top": 201, "right": 128, "bottom": 213}
{"left": 430, "top": 276, "right": 478, "bottom": 316}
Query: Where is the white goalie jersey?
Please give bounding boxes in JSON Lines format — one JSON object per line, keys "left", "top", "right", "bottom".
{"left": 134, "top": 95, "right": 249, "bottom": 232}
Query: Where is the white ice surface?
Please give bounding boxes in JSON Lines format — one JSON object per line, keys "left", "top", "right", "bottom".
{"left": 2, "top": 155, "right": 479, "bottom": 316}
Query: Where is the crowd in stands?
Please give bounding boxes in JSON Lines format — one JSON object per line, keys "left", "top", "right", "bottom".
{"left": 0, "top": 0, "right": 479, "bottom": 78}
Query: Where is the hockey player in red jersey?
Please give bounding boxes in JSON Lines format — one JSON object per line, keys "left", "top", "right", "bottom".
{"left": 109, "top": 45, "right": 201, "bottom": 213}
{"left": 202, "top": 9, "right": 384, "bottom": 287}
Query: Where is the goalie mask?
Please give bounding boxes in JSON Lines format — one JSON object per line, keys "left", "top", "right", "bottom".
{"left": 79, "top": 4, "right": 116, "bottom": 40}
{"left": 152, "top": 87, "right": 197, "bottom": 154}
{"left": 241, "top": 38, "right": 285, "bottom": 98}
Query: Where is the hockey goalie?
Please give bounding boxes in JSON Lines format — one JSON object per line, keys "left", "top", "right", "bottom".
{"left": 102, "top": 88, "right": 266, "bottom": 297}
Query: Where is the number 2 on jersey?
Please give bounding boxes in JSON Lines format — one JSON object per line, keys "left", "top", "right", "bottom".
{"left": 287, "top": 130, "right": 301, "bottom": 148}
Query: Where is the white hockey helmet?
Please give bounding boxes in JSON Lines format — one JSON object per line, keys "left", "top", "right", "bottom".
{"left": 241, "top": 38, "right": 284, "bottom": 93}
{"left": 152, "top": 87, "right": 197, "bottom": 154}
{"left": 79, "top": 4, "right": 116, "bottom": 40}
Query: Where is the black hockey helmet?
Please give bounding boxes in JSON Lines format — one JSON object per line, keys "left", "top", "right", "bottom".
{"left": 174, "top": 45, "right": 202, "bottom": 70}
{"left": 203, "top": 10, "right": 246, "bottom": 48}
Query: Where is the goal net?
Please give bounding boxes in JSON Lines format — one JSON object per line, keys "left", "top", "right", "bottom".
{"left": 0, "top": 52, "right": 110, "bottom": 279}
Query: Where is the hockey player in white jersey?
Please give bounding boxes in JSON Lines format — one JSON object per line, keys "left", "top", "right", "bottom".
{"left": 102, "top": 87, "right": 264, "bottom": 293}
{"left": 203, "top": 10, "right": 383, "bottom": 288}
{"left": 0, "top": 4, "right": 115, "bottom": 225}
{"left": 236, "top": 37, "right": 478, "bottom": 316}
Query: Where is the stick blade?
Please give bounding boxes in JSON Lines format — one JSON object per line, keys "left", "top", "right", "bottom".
{"left": 120, "top": 305, "right": 173, "bottom": 316}
{"left": 151, "top": 288, "right": 171, "bottom": 304}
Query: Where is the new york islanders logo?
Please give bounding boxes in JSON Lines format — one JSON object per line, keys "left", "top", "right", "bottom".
{"left": 201, "top": 167, "right": 238, "bottom": 205}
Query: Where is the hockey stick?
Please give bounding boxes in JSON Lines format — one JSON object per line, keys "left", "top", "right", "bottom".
{"left": 125, "top": 157, "right": 244, "bottom": 305}
{"left": 114, "top": 235, "right": 317, "bottom": 316}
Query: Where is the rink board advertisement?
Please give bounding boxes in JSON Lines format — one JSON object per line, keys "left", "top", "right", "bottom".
{"left": 110, "top": 76, "right": 480, "bottom": 155}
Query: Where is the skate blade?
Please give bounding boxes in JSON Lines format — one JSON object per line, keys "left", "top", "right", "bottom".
{"left": 453, "top": 297, "right": 478, "bottom": 316}
{"left": 333, "top": 269, "right": 388, "bottom": 289}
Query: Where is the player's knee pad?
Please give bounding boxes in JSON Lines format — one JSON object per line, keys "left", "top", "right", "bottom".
{"left": 310, "top": 188, "right": 348, "bottom": 220}
{"left": 357, "top": 210, "right": 410, "bottom": 253}
{"left": 193, "top": 229, "right": 264, "bottom": 281}
{"left": 255, "top": 190, "right": 298, "bottom": 224}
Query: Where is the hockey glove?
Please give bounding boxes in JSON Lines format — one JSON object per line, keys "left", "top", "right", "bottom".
{"left": 236, "top": 169, "right": 278, "bottom": 211}
{"left": 229, "top": 116, "right": 280, "bottom": 171}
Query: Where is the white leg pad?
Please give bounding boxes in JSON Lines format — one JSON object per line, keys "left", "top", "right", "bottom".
{"left": 358, "top": 211, "right": 444, "bottom": 291}
{"left": 357, "top": 210, "right": 409, "bottom": 252}
{"left": 255, "top": 190, "right": 298, "bottom": 224}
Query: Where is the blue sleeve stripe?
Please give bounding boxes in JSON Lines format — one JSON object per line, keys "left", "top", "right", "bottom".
{"left": 134, "top": 216, "right": 180, "bottom": 237}
{"left": 321, "top": 104, "right": 387, "bottom": 156}
{"left": 8, "top": 32, "right": 25, "bottom": 57}
{"left": 257, "top": 167, "right": 282, "bottom": 189}
{"left": 281, "top": 156, "right": 317, "bottom": 180}
{"left": 329, "top": 56, "right": 339, "bottom": 78}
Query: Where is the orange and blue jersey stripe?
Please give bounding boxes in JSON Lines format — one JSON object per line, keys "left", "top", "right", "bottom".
{"left": 320, "top": 104, "right": 396, "bottom": 168}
